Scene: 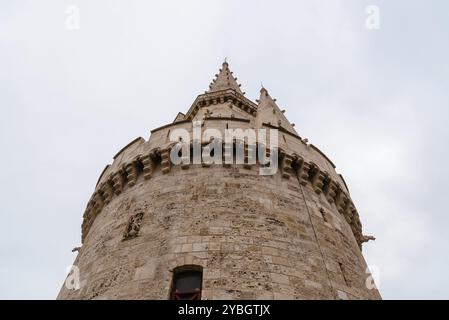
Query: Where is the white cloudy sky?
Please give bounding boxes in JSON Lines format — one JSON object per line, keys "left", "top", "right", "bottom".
{"left": 1, "top": 0, "right": 448, "bottom": 299}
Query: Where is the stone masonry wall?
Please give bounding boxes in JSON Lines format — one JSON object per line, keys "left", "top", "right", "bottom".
{"left": 58, "top": 67, "right": 381, "bottom": 300}
{"left": 58, "top": 162, "right": 380, "bottom": 300}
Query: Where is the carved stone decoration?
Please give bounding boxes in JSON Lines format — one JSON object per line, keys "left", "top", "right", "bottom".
{"left": 123, "top": 211, "right": 144, "bottom": 241}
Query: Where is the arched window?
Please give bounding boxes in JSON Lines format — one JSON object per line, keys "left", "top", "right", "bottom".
{"left": 170, "top": 265, "right": 203, "bottom": 300}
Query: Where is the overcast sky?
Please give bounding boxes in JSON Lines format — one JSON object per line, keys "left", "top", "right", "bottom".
{"left": 1, "top": 0, "right": 448, "bottom": 299}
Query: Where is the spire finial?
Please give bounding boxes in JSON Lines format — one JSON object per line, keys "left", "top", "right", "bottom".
{"left": 260, "top": 82, "right": 268, "bottom": 94}
{"left": 208, "top": 59, "right": 242, "bottom": 94}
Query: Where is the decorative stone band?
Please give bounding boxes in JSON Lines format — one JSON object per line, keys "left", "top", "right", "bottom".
{"left": 185, "top": 89, "right": 258, "bottom": 120}
{"left": 81, "top": 143, "right": 364, "bottom": 249}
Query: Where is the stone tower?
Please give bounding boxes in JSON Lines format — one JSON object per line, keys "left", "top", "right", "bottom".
{"left": 58, "top": 61, "right": 381, "bottom": 300}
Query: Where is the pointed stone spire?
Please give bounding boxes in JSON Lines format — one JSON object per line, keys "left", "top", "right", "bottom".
{"left": 257, "top": 86, "right": 298, "bottom": 135}
{"left": 207, "top": 60, "right": 243, "bottom": 94}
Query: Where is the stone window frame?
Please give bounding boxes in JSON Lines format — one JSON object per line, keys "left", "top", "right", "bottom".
{"left": 169, "top": 265, "right": 203, "bottom": 300}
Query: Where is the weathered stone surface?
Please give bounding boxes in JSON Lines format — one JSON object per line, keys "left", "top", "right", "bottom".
{"left": 58, "top": 62, "right": 381, "bottom": 300}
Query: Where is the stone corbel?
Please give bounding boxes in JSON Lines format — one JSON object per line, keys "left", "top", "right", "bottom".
{"left": 335, "top": 189, "right": 349, "bottom": 214}
{"left": 343, "top": 204, "right": 354, "bottom": 224}
{"left": 92, "top": 191, "right": 104, "bottom": 216}
{"left": 178, "top": 142, "right": 191, "bottom": 170}
{"left": 99, "top": 181, "right": 114, "bottom": 205}
{"left": 180, "top": 157, "right": 190, "bottom": 170}
{"left": 325, "top": 180, "right": 338, "bottom": 203}
{"left": 279, "top": 149, "right": 293, "bottom": 179}
{"left": 141, "top": 153, "right": 154, "bottom": 180}
{"left": 111, "top": 171, "right": 123, "bottom": 195}
{"left": 311, "top": 169, "right": 326, "bottom": 194}
{"left": 296, "top": 158, "right": 311, "bottom": 185}
{"left": 85, "top": 199, "right": 94, "bottom": 217}
{"left": 125, "top": 162, "right": 137, "bottom": 188}
{"left": 81, "top": 209, "right": 91, "bottom": 230}
{"left": 160, "top": 147, "right": 171, "bottom": 174}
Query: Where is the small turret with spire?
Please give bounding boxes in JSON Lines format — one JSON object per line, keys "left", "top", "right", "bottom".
{"left": 256, "top": 85, "right": 298, "bottom": 135}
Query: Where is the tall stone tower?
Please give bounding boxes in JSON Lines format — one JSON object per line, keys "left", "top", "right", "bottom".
{"left": 58, "top": 61, "right": 381, "bottom": 300}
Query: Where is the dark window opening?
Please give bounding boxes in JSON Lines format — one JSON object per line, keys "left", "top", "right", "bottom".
{"left": 170, "top": 266, "right": 202, "bottom": 300}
